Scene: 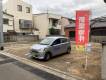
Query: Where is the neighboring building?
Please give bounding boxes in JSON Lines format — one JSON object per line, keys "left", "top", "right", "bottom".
{"left": 64, "top": 23, "right": 75, "bottom": 41}
{"left": 91, "top": 17, "right": 106, "bottom": 42}
{"left": 64, "top": 17, "right": 106, "bottom": 42}
{"left": 33, "top": 13, "right": 63, "bottom": 39}
{"left": 3, "top": 0, "right": 33, "bottom": 34}
{"left": 64, "top": 19, "right": 75, "bottom": 40}
{"left": 61, "top": 17, "right": 71, "bottom": 35}
{"left": 3, "top": 12, "right": 14, "bottom": 33}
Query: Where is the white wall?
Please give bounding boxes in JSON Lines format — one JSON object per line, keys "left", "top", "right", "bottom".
{"left": 61, "top": 17, "right": 70, "bottom": 35}
{"left": 33, "top": 14, "right": 49, "bottom": 39}
{"left": 33, "top": 14, "right": 68, "bottom": 39}
{"left": 3, "top": 14, "right": 14, "bottom": 32}
{"left": 3, "top": 0, "right": 32, "bottom": 33}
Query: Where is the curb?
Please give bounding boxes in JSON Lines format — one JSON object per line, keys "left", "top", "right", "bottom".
{"left": 0, "top": 51, "right": 85, "bottom": 80}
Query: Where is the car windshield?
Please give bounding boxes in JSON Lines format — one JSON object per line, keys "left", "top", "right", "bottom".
{"left": 40, "top": 38, "right": 54, "bottom": 45}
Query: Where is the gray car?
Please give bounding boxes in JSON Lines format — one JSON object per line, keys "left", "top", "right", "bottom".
{"left": 27, "top": 36, "right": 71, "bottom": 61}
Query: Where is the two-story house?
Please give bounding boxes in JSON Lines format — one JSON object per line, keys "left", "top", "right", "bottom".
{"left": 3, "top": 0, "right": 33, "bottom": 35}
{"left": 33, "top": 13, "right": 65, "bottom": 39}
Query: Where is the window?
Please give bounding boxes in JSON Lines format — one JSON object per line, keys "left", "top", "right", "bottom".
{"left": 26, "top": 7, "right": 30, "bottom": 13}
{"left": 61, "top": 38, "right": 67, "bottom": 43}
{"left": 40, "top": 38, "right": 54, "bottom": 45}
{"left": 17, "top": 5, "right": 22, "bottom": 11}
{"left": 51, "top": 19, "right": 58, "bottom": 27}
{"left": 52, "top": 39, "right": 61, "bottom": 45}
{"left": 3, "top": 18, "right": 9, "bottom": 24}
{"left": 19, "top": 19, "right": 32, "bottom": 29}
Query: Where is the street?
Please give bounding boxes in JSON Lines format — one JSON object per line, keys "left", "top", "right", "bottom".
{"left": 0, "top": 54, "right": 64, "bottom": 80}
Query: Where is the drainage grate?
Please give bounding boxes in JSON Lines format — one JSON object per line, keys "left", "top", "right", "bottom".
{"left": 14, "top": 62, "right": 64, "bottom": 80}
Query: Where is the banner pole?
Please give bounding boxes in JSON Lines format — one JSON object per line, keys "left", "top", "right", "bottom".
{"left": 85, "top": 52, "right": 88, "bottom": 70}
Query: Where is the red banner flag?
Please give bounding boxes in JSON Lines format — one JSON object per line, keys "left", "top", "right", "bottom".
{"left": 76, "top": 10, "right": 90, "bottom": 46}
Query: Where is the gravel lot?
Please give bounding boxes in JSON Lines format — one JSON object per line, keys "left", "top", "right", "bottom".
{"left": 4, "top": 42, "right": 102, "bottom": 80}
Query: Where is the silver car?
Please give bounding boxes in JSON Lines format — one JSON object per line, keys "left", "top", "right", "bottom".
{"left": 27, "top": 36, "right": 71, "bottom": 61}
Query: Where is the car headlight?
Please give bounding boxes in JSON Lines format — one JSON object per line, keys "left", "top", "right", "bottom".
{"left": 38, "top": 49, "right": 44, "bottom": 52}
{"left": 39, "top": 48, "right": 48, "bottom": 52}
{"left": 44, "top": 48, "right": 48, "bottom": 52}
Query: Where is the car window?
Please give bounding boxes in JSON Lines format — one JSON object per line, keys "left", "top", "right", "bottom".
{"left": 52, "top": 39, "right": 61, "bottom": 45}
{"left": 61, "top": 38, "right": 68, "bottom": 43}
{"left": 40, "top": 38, "right": 54, "bottom": 45}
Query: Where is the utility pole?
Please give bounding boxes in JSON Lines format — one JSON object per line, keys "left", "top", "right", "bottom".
{"left": 0, "top": 0, "right": 4, "bottom": 50}
{"left": 104, "top": 0, "right": 106, "bottom": 3}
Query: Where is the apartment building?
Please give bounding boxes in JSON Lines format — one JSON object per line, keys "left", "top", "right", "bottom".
{"left": 3, "top": 12, "right": 14, "bottom": 33}
{"left": 33, "top": 13, "right": 63, "bottom": 39}
{"left": 3, "top": 0, "right": 33, "bottom": 34}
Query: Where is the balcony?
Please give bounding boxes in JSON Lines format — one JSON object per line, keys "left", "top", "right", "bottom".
{"left": 19, "top": 19, "right": 32, "bottom": 29}
{"left": 53, "top": 25, "right": 61, "bottom": 29}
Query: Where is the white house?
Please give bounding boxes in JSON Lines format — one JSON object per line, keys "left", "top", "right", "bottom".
{"left": 3, "top": 12, "right": 14, "bottom": 33}
{"left": 3, "top": 0, "right": 33, "bottom": 34}
{"left": 33, "top": 13, "right": 63, "bottom": 39}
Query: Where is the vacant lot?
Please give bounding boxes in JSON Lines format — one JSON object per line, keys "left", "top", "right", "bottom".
{"left": 4, "top": 42, "right": 102, "bottom": 80}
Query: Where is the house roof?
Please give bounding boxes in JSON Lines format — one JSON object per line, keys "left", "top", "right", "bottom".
{"left": 33, "top": 13, "right": 61, "bottom": 16}
{"left": 91, "top": 16, "right": 106, "bottom": 28}
{"left": 64, "top": 23, "right": 75, "bottom": 28}
{"left": 64, "top": 20, "right": 106, "bottom": 29}
{"left": 92, "top": 21, "right": 106, "bottom": 28}
{"left": 33, "top": 13, "right": 71, "bottom": 19}
{"left": 3, "top": 12, "right": 14, "bottom": 17}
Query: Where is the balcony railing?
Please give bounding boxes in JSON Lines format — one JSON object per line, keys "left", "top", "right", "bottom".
{"left": 52, "top": 25, "right": 61, "bottom": 29}
{"left": 19, "top": 19, "right": 32, "bottom": 29}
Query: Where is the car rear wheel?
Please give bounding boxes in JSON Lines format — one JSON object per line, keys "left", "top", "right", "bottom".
{"left": 44, "top": 53, "right": 51, "bottom": 61}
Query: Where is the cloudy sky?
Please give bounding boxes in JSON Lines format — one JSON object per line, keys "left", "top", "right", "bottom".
{"left": 24, "top": 0, "right": 106, "bottom": 19}
{"left": 3, "top": 0, "right": 106, "bottom": 19}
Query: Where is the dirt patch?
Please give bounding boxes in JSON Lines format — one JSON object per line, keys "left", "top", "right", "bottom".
{"left": 4, "top": 42, "right": 101, "bottom": 80}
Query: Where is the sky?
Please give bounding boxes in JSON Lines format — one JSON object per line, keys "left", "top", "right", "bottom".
{"left": 3, "top": 0, "right": 106, "bottom": 19}
{"left": 24, "top": 0, "right": 106, "bottom": 19}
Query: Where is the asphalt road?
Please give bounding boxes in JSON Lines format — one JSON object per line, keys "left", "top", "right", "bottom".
{"left": 0, "top": 54, "right": 64, "bottom": 80}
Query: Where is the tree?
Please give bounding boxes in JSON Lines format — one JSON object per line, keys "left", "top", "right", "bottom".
{"left": 49, "top": 27, "right": 60, "bottom": 35}
{"left": 49, "top": 27, "right": 56, "bottom": 35}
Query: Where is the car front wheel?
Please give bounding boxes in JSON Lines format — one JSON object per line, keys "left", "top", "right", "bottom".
{"left": 44, "top": 53, "right": 51, "bottom": 61}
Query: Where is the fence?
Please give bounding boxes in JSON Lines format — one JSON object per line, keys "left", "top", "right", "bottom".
{"left": 91, "top": 36, "right": 106, "bottom": 43}
{"left": 4, "top": 34, "right": 39, "bottom": 42}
